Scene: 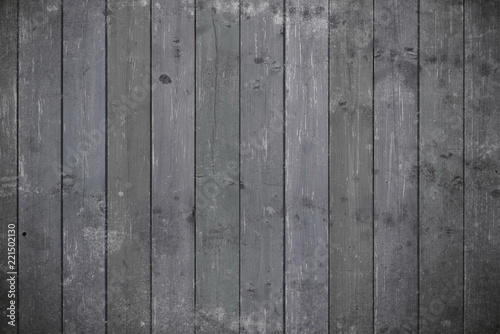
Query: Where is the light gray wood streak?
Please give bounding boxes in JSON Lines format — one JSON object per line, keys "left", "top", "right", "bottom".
{"left": 62, "top": 0, "right": 106, "bottom": 332}
{"left": 195, "top": 0, "right": 240, "bottom": 332}
{"left": 240, "top": 0, "right": 284, "bottom": 333}
{"left": 107, "top": 0, "right": 151, "bottom": 332}
{"left": 374, "top": 0, "right": 419, "bottom": 332}
{"left": 419, "top": 0, "right": 464, "bottom": 332}
{"left": 151, "top": 0, "right": 195, "bottom": 332}
{"left": 0, "top": 1, "right": 18, "bottom": 333}
{"left": 329, "top": 0, "right": 374, "bottom": 332}
{"left": 465, "top": 0, "right": 500, "bottom": 332}
{"left": 285, "top": 0, "right": 329, "bottom": 332}
{"left": 18, "top": 0, "right": 62, "bottom": 332}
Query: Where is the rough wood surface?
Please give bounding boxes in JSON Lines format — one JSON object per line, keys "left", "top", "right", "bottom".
{"left": 465, "top": 1, "right": 500, "bottom": 332}
{"left": 195, "top": 0, "right": 240, "bottom": 332}
{"left": 373, "top": 0, "right": 419, "bottom": 332}
{"left": 62, "top": 1, "right": 106, "bottom": 332}
{"left": 285, "top": 0, "right": 329, "bottom": 332}
{"left": 18, "top": 1, "right": 62, "bottom": 332}
{"left": 419, "top": 0, "right": 464, "bottom": 332}
{"left": 151, "top": 0, "right": 195, "bottom": 332}
{"left": 0, "top": 1, "right": 18, "bottom": 333}
{"left": 5, "top": 2, "right": 500, "bottom": 332}
{"left": 329, "top": 0, "right": 374, "bottom": 332}
{"left": 240, "top": 0, "right": 284, "bottom": 333}
{"left": 107, "top": 0, "right": 151, "bottom": 332}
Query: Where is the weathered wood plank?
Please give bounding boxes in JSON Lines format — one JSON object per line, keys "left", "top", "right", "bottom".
{"left": 62, "top": 0, "right": 106, "bottom": 332}
{"left": 195, "top": 0, "right": 240, "bottom": 332}
{"left": 18, "top": 1, "right": 62, "bottom": 332}
{"left": 465, "top": 1, "right": 500, "bottom": 332}
{"left": 329, "top": 0, "right": 374, "bottom": 332}
{"left": 151, "top": 0, "right": 195, "bottom": 332}
{"left": 419, "top": 0, "right": 464, "bottom": 332}
{"left": 284, "top": 1, "right": 329, "bottom": 333}
{"left": 0, "top": 1, "right": 18, "bottom": 333}
{"left": 240, "top": 1, "right": 284, "bottom": 333}
{"left": 373, "top": 0, "right": 419, "bottom": 332}
{"left": 107, "top": 0, "right": 151, "bottom": 332}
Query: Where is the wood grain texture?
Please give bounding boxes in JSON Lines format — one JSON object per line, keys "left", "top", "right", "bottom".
{"left": 373, "top": 0, "right": 419, "bottom": 332}
{"left": 62, "top": 0, "right": 106, "bottom": 332}
{"left": 465, "top": 1, "right": 500, "bottom": 332}
{"left": 329, "top": 0, "right": 374, "bottom": 332}
{"left": 195, "top": 0, "right": 240, "bottom": 332}
{"left": 151, "top": 0, "right": 195, "bottom": 332}
{"left": 419, "top": 0, "right": 464, "bottom": 332}
{"left": 107, "top": 0, "right": 151, "bottom": 332}
{"left": 18, "top": 0, "right": 62, "bottom": 332}
{"left": 8, "top": 2, "right": 500, "bottom": 332}
{"left": 285, "top": 0, "right": 329, "bottom": 332}
{"left": 0, "top": 1, "right": 18, "bottom": 333}
{"left": 240, "top": 0, "right": 284, "bottom": 333}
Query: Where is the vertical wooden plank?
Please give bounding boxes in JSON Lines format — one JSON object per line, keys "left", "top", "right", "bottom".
{"left": 373, "top": 0, "right": 419, "bottom": 332}
{"left": 465, "top": 1, "right": 500, "bottom": 332}
{"left": 240, "top": 0, "right": 284, "bottom": 333}
{"left": 419, "top": 0, "right": 464, "bottom": 332}
{"left": 285, "top": 0, "right": 329, "bottom": 333}
{"left": 329, "top": 0, "right": 374, "bottom": 332}
{"left": 62, "top": 0, "right": 106, "bottom": 332}
{"left": 195, "top": 0, "right": 240, "bottom": 332}
{"left": 0, "top": 1, "right": 18, "bottom": 333}
{"left": 151, "top": 0, "right": 195, "bottom": 332}
{"left": 107, "top": 0, "right": 151, "bottom": 332}
{"left": 18, "top": 0, "right": 62, "bottom": 332}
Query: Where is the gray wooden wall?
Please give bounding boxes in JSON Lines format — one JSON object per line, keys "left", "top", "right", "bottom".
{"left": 0, "top": 0, "right": 499, "bottom": 333}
